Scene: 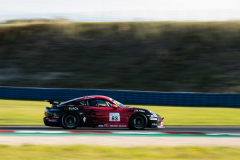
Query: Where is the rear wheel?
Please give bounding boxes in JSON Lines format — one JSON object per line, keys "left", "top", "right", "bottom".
{"left": 61, "top": 113, "right": 80, "bottom": 129}
{"left": 129, "top": 113, "right": 147, "bottom": 130}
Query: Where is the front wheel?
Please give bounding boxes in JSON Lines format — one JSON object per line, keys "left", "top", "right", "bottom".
{"left": 61, "top": 113, "right": 80, "bottom": 129}
{"left": 129, "top": 113, "right": 147, "bottom": 130}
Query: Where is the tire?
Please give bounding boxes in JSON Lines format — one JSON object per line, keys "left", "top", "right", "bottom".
{"left": 129, "top": 113, "right": 147, "bottom": 130}
{"left": 61, "top": 112, "right": 80, "bottom": 129}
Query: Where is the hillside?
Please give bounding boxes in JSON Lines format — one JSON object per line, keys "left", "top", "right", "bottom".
{"left": 1, "top": 21, "right": 240, "bottom": 93}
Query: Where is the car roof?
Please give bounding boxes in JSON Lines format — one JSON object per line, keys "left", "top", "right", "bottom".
{"left": 78, "top": 95, "right": 112, "bottom": 101}
{"left": 60, "top": 95, "right": 113, "bottom": 105}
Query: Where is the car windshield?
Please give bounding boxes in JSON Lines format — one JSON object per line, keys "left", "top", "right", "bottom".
{"left": 112, "top": 99, "right": 127, "bottom": 108}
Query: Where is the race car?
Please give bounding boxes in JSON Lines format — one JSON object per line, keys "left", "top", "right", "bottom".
{"left": 43, "top": 95, "right": 164, "bottom": 129}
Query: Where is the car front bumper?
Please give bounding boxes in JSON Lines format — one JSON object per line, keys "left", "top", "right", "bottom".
{"left": 148, "top": 115, "right": 164, "bottom": 128}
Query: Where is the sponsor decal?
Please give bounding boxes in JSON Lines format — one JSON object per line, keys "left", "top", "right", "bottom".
{"left": 110, "top": 125, "right": 118, "bottom": 127}
{"left": 69, "top": 107, "right": 78, "bottom": 110}
{"left": 134, "top": 110, "right": 145, "bottom": 112}
{"left": 98, "top": 125, "right": 103, "bottom": 127}
{"left": 83, "top": 117, "right": 86, "bottom": 123}
{"left": 152, "top": 123, "right": 157, "bottom": 125}
{"left": 151, "top": 115, "right": 157, "bottom": 117}
{"left": 119, "top": 125, "right": 127, "bottom": 127}
{"left": 150, "top": 118, "right": 158, "bottom": 120}
{"left": 53, "top": 113, "right": 59, "bottom": 118}
{"left": 104, "top": 124, "right": 109, "bottom": 127}
{"left": 109, "top": 113, "right": 120, "bottom": 121}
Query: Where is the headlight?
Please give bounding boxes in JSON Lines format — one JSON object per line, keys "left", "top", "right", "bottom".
{"left": 148, "top": 110, "right": 157, "bottom": 117}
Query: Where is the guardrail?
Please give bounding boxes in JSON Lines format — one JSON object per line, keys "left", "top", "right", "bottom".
{"left": 0, "top": 86, "right": 240, "bottom": 106}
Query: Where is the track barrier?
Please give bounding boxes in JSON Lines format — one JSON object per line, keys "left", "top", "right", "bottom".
{"left": 0, "top": 86, "right": 240, "bottom": 106}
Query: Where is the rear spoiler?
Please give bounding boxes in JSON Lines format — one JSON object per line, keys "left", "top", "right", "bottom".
{"left": 44, "top": 100, "right": 61, "bottom": 105}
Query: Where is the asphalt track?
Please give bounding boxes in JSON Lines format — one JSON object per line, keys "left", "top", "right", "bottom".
{"left": 1, "top": 126, "right": 240, "bottom": 134}
{"left": 1, "top": 126, "right": 240, "bottom": 146}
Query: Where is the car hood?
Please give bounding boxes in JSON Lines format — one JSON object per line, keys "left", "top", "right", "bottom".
{"left": 126, "top": 106, "right": 148, "bottom": 111}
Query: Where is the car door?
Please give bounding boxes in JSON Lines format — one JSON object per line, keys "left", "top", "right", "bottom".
{"left": 88, "top": 99, "right": 128, "bottom": 128}
{"left": 77, "top": 99, "right": 109, "bottom": 127}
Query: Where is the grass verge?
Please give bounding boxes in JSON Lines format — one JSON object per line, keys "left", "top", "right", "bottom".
{"left": 0, "top": 99, "right": 240, "bottom": 126}
{"left": 0, "top": 145, "right": 240, "bottom": 160}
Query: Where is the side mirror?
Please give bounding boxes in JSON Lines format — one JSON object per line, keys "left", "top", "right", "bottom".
{"left": 46, "top": 107, "right": 51, "bottom": 109}
{"left": 112, "top": 104, "right": 118, "bottom": 110}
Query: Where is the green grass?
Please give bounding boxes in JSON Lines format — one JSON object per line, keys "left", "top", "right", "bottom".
{"left": 0, "top": 144, "right": 240, "bottom": 160}
{"left": 1, "top": 99, "right": 240, "bottom": 126}
{"left": 0, "top": 99, "right": 45, "bottom": 125}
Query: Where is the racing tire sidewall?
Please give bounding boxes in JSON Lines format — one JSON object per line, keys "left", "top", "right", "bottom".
{"left": 129, "top": 113, "right": 147, "bottom": 130}
{"left": 61, "top": 112, "right": 80, "bottom": 129}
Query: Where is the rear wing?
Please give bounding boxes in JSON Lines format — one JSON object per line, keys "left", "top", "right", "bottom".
{"left": 44, "top": 100, "right": 61, "bottom": 105}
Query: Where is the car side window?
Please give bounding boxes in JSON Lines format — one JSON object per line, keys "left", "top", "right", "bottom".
{"left": 97, "top": 99, "right": 109, "bottom": 107}
{"left": 78, "top": 100, "right": 89, "bottom": 106}
{"left": 106, "top": 101, "right": 113, "bottom": 107}
{"left": 90, "top": 99, "right": 110, "bottom": 107}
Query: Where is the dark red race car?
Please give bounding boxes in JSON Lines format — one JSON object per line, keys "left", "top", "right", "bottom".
{"left": 43, "top": 95, "right": 164, "bottom": 129}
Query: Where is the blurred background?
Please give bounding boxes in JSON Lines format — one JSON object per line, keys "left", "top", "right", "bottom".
{"left": 1, "top": 0, "right": 240, "bottom": 93}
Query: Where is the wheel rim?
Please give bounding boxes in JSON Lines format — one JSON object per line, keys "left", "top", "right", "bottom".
{"left": 64, "top": 115, "right": 77, "bottom": 128}
{"left": 133, "top": 116, "right": 145, "bottom": 128}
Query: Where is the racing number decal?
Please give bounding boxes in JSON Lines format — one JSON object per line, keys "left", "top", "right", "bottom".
{"left": 109, "top": 113, "right": 120, "bottom": 121}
